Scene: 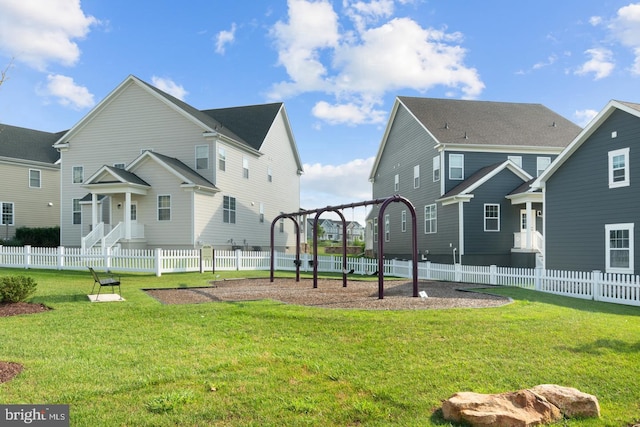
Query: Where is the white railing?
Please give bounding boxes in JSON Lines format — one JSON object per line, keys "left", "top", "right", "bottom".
{"left": 103, "top": 222, "right": 124, "bottom": 250}
{"left": 513, "top": 231, "right": 544, "bottom": 252}
{"left": 81, "top": 222, "right": 104, "bottom": 252}
{"left": 1, "top": 245, "right": 639, "bottom": 307}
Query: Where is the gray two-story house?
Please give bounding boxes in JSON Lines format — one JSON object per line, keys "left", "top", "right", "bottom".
{"left": 534, "top": 100, "right": 640, "bottom": 275}
{"left": 367, "top": 96, "right": 581, "bottom": 267}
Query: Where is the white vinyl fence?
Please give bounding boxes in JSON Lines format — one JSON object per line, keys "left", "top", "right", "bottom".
{"left": 1, "top": 245, "right": 639, "bottom": 307}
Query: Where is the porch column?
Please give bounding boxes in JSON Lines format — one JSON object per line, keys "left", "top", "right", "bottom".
{"left": 525, "top": 201, "right": 532, "bottom": 250}
{"left": 91, "top": 193, "right": 98, "bottom": 228}
{"left": 125, "top": 192, "right": 132, "bottom": 239}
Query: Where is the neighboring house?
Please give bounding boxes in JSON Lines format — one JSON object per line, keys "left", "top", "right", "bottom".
{"left": 367, "top": 96, "right": 581, "bottom": 267}
{"left": 307, "top": 218, "right": 341, "bottom": 241}
{"left": 534, "top": 100, "right": 640, "bottom": 274}
{"left": 53, "top": 75, "right": 303, "bottom": 251}
{"left": 0, "top": 123, "right": 61, "bottom": 240}
{"left": 345, "top": 221, "right": 365, "bottom": 243}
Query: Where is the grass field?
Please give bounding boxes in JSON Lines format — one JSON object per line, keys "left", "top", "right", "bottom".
{"left": 0, "top": 267, "right": 639, "bottom": 426}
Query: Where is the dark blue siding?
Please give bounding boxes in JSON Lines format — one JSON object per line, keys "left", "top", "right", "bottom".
{"left": 546, "top": 109, "right": 640, "bottom": 273}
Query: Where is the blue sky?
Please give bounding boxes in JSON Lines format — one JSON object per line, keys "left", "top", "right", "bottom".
{"left": 1, "top": 0, "right": 639, "bottom": 224}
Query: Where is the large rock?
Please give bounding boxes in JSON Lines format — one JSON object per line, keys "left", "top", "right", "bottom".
{"left": 530, "top": 384, "right": 600, "bottom": 418}
{"left": 442, "top": 390, "right": 562, "bottom": 427}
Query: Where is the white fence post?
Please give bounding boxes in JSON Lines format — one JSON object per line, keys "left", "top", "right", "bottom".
{"left": 534, "top": 267, "right": 543, "bottom": 291}
{"left": 155, "top": 248, "right": 162, "bottom": 277}
{"left": 592, "top": 270, "right": 602, "bottom": 302}
{"left": 24, "top": 245, "right": 31, "bottom": 269}
{"left": 490, "top": 265, "right": 497, "bottom": 285}
{"left": 105, "top": 246, "right": 112, "bottom": 270}
{"left": 235, "top": 249, "right": 241, "bottom": 271}
{"left": 454, "top": 263, "right": 462, "bottom": 282}
{"left": 57, "top": 246, "right": 65, "bottom": 270}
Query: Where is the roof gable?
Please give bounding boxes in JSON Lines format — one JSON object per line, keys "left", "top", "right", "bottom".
{"left": 534, "top": 99, "right": 640, "bottom": 188}
{"left": 127, "top": 150, "right": 218, "bottom": 192}
{"left": 437, "top": 160, "right": 532, "bottom": 205}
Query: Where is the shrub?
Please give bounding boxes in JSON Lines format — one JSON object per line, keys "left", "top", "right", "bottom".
{"left": 14, "top": 227, "right": 60, "bottom": 247}
{"left": 0, "top": 275, "right": 38, "bottom": 303}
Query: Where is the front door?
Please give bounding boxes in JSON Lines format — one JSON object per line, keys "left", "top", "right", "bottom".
{"left": 520, "top": 209, "right": 536, "bottom": 234}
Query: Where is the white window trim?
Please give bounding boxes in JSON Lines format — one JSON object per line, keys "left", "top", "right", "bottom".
{"left": 424, "top": 204, "right": 437, "bottom": 234}
{"left": 609, "top": 148, "right": 630, "bottom": 188}
{"left": 29, "top": 169, "right": 41, "bottom": 188}
{"left": 373, "top": 217, "right": 378, "bottom": 242}
{"left": 157, "top": 194, "right": 171, "bottom": 221}
{"left": 413, "top": 165, "right": 420, "bottom": 189}
{"left": 605, "top": 223, "right": 634, "bottom": 274}
{"left": 449, "top": 154, "right": 464, "bottom": 180}
{"left": 72, "top": 199, "right": 81, "bottom": 225}
{"left": 484, "top": 203, "right": 500, "bottom": 232}
{"left": 1, "top": 201, "right": 15, "bottom": 226}
{"left": 401, "top": 210, "right": 407, "bottom": 233}
{"left": 195, "top": 145, "right": 209, "bottom": 170}
{"left": 223, "top": 195, "right": 236, "bottom": 224}
{"left": 433, "top": 156, "right": 440, "bottom": 182}
{"left": 384, "top": 214, "right": 390, "bottom": 242}
{"left": 507, "top": 156, "right": 522, "bottom": 168}
{"left": 242, "top": 157, "right": 249, "bottom": 179}
{"left": 394, "top": 174, "right": 399, "bottom": 192}
{"left": 218, "top": 147, "right": 226, "bottom": 171}
{"left": 536, "top": 157, "right": 551, "bottom": 177}
{"left": 72, "top": 166, "right": 84, "bottom": 184}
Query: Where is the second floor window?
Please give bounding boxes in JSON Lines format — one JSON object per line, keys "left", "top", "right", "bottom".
{"left": 385, "top": 214, "right": 390, "bottom": 242}
{"left": 413, "top": 165, "right": 420, "bottom": 188}
{"left": 259, "top": 203, "right": 264, "bottom": 223}
{"left": 158, "top": 195, "right": 171, "bottom": 221}
{"left": 394, "top": 174, "right": 399, "bottom": 192}
{"left": 401, "top": 210, "right": 407, "bottom": 232}
{"left": 72, "top": 166, "right": 83, "bottom": 184}
{"left": 243, "top": 158, "right": 249, "bottom": 179}
{"left": 609, "top": 148, "right": 630, "bottom": 188}
{"left": 196, "top": 145, "right": 209, "bottom": 170}
{"left": 433, "top": 156, "right": 440, "bottom": 182}
{"left": 373, "top": 217, "right": 378, "bottom": 242}
{"left": 29, "top": 169, "right": 41, "bottom": 188}
{"left": 449, "top": 154, "right": 464, "bottom": 180}
{"left": 536, "top": 157, "right": 551, "bottom": 176}
{"left": 218, "top": 147, "right": 226, "bottom": 171}
{"left": 223, "top": 196, "right": 236, "bottom": 224}
{"left": 267, "top": 167, "right": 273, "bottom": 182}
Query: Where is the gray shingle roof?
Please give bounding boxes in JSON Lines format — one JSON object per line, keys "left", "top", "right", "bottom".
{"left": 149, "top": 152, "right": 217, "bottom": 189}
{"left": 398, "top": 96, "right": 581, "bottom": 148}
{"left": 0, "top": 123, "right": 62, "bottom": 163}
{"left": 138, "top": 77, "right": 281, "bottom": 151}
{"left": 202, "top": 103, "right": 283, "bottom": 151}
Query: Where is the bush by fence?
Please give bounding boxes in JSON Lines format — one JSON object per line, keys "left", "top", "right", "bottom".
{"left": 0, "top": 245, "right": 639, "bottom": 307}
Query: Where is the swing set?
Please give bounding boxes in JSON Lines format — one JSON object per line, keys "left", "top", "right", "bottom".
{"left": 269, "top": 194, "right": 419, "bottom": 299}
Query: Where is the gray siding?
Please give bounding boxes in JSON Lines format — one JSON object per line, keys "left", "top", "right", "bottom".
{"left": 545, "top": 109, "right": 640, "bottom": 273}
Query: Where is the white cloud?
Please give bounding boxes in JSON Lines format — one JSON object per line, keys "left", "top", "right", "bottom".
{"left": 269, "top": 0, "right": 484, "bottom": 126}
{"left": 151, "top": 76, "right": 188, "bottom": 101}
{"left": 574, "top": 48, "right": 615, "bottom": 79}
{"left": 215, "top": 23, "right": 237, "bottom": 54}
{"left": 609, "top": 2, "right": 640, "bottom": 75}
{"left": 589, "top": 16, "right": 603, "bottom": 26}
{"left": 574, "top": 109, "right": 598, "bottom": 127}
{"left": 301, "top": 157, "right": 374, "bottom": 223}
{"left": 43, "top": 74, "right": 94, "bottom": 109}
{"left": 0, "top": 0, "right": 97, "bottom": 70}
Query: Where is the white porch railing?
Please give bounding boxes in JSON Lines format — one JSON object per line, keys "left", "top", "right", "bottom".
{"left": 81, "top": 222, "right": 104, "bottom": 253}
{"left": 513, "top": 231, "right": 544, "bottom": 252}
{"left": 103, "top": 222, "right": 124, "bottom": 250}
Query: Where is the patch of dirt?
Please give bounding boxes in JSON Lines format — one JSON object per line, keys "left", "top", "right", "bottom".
{"left": 0, "top": 361, "right": 23, "bottom": 384}
{"left": 0, "top": 302, "right": 50, "bottom": 317}
{"left": 145, "top": 278, "right": 510, "bottom": 310}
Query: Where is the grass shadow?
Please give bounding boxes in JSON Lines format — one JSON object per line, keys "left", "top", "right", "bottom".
{"left": 476, "top": 286, "right": 640, "bottom": 316}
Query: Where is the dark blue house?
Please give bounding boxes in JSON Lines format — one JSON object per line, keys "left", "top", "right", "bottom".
{"left": 534, "top": 100, "right": 640, "bottom": 275}
{"left": 367, "top": 96, "right": 581, "bottom": 267}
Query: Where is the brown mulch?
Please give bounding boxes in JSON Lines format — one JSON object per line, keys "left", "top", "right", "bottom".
{"left": 145, "top": 278, "right": 511, "bottom": 310}
{"left": 0, "top": 302, "right": 50, "bottom": 383}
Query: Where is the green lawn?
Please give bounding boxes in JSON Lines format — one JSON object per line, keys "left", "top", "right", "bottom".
{"left": 1, "top": 267, "right": 639, "bottom": 426}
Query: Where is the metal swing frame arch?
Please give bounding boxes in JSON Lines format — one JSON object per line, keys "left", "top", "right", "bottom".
{"left": 269, "top": 194, "right": 419, "bottom": 299}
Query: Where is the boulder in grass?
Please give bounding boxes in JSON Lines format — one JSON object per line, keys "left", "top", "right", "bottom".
{"left": 530, "top": 384, "right": 600, "bottom": 418}
{"left": 442, "top": 389, "right": 562, "bottom": 427}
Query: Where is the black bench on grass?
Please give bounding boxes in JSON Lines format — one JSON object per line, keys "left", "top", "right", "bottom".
{"left": 88, "top": 266, "right": 121, "bottom": 298}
